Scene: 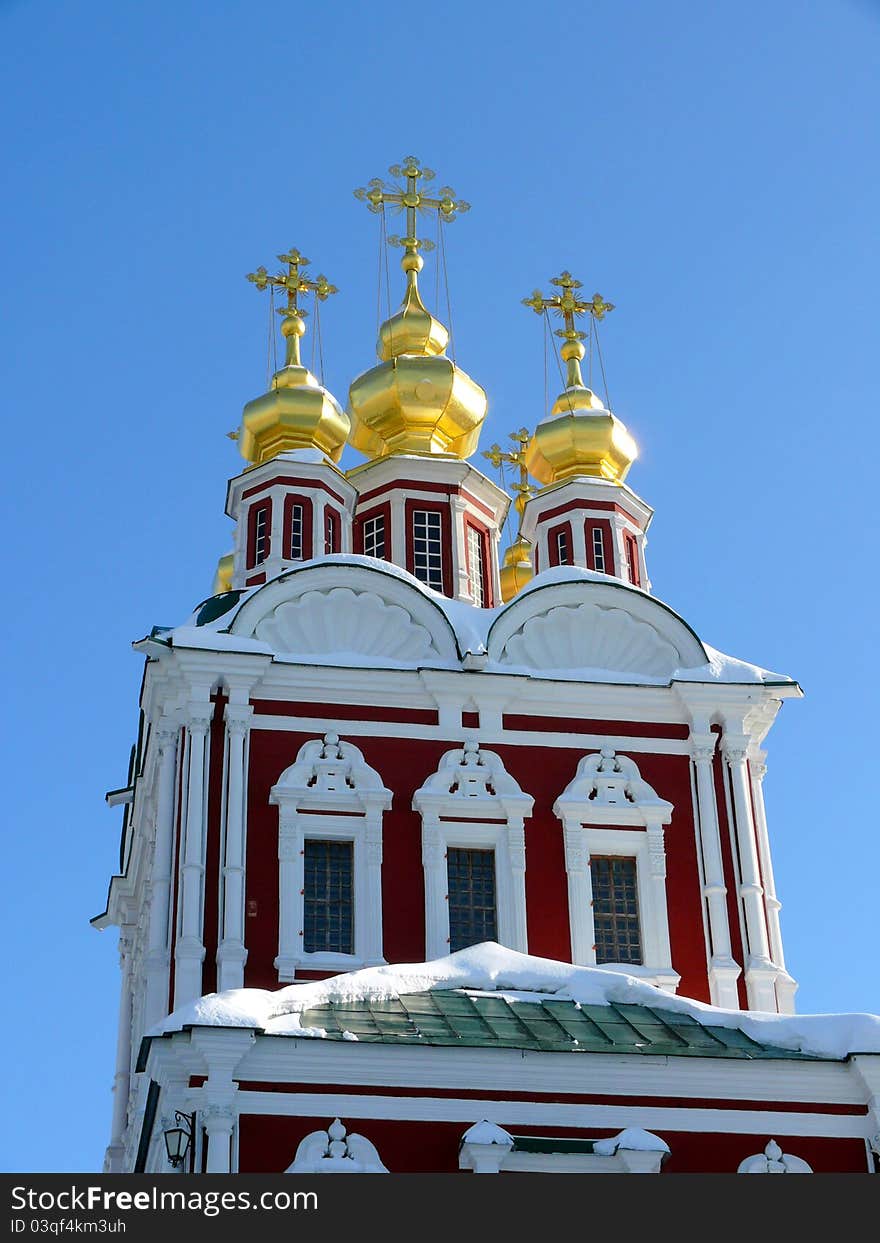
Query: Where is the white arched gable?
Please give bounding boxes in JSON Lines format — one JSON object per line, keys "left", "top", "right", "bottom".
{"left": 487, "top": 580, "right": 707, "bottom": 679}
{"left": 228, "top": 562, "right": 461, "bottom": 666}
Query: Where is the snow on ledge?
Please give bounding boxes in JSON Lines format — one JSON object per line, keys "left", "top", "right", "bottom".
{"left": 149, "top": 942, "right": 880, "bottom": 1061}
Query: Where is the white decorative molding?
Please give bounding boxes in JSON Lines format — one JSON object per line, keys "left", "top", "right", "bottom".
{"left": 230, "top": 564, "right": 460, "bottom": 665}
{"left": 737, "top": 1139, "right": 813, "bottom": 1174}
{"left": 487, "top": 580, "right": 706, "bottom": 676}
{"left": 270, "top": 734, "right": 392, "bottom": 980}
{"left": 554, "top": 750, "right": 678, "bottom": 991}
{"left": 286, "top": 1118, "right": 388, "bottom": 1174}
{"left": 414, "top": 742, "right": 534, "bottom": 959}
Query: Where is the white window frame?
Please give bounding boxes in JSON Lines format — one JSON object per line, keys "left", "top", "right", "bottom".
{"left": 412, "top": 509, "right": 444, "bottom": 591}
{"left": 270, "top": 733, "right": 391, "bottom": 980}
{"left": 554, "top": 749, "right": 679, "bottom": 993}
{"left": 466, "top": 525, "right": 486, "bottom": 606}
{"left": 414, "top": 742, "right": 533, "bottom": 959}
{"left": 363, "top": 513, "right": 386, "bottom": 560}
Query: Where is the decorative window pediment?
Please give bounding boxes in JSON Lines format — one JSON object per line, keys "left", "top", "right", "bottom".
{"left": 555, "top": 749, "right": 678, "bottom": 993}
{"left": 414, "top": 742, "right": 534, "bottom": 959}
{"left": 737, "top": 1139, "right": 813, "bottom": 1174}
{"left": 270, "top": 734, "right": 391, "bottom": 980}
{"left": 285, "top": 1118, "right": 388, "bottom": 1174}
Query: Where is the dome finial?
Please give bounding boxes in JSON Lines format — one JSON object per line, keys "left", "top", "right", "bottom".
{"left": 348, "top": 159, "right": 486, "bottom": 459}
{"left": 246, "top": 248, "right": 338, "bottom": 369}
{"left": 238, "top": 246, "right": 348, "bottom": 466}
{"left": 522, "top": 270, "right": 635, "bottom": 486}
{"left": 483, "top": 430, "right": 535, "bottom": 601}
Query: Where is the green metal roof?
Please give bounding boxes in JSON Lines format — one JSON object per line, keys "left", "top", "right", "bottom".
{"left": 295, "top": 990, "right": 821, "bottom": 1060}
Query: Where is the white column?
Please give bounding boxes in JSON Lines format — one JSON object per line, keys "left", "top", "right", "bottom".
{"left": 505, "top": 821, "right": 528, "bottom": 953}
{"left": 451, "top": 495, "right": 470, "bottom": 600}
{"left": 562, "top": 821, "right": 595, "bottom": 965}
{"left": 644, "top": 816, "right": 674, "bottom": 973}
{"left": 362, "top": 808, "right": 385, "bottom": 964}
{"left": 422, "top": 820, "right": 447, "bottom": 959}
{"left": 571, "top": 519, "right": 588, "bottom": 569}
{"left": 389, "top": 493, "right": 405, "bottom": 569}
{"left": 689, "top": 732, "right": 741, "bottom": 1008}
{"left": 174, "top": 701, "right": 212, "bottom": 1008}
{"left": 275, "top": 810, "right": 304, "bottom": 980}
{"left": 611, "top": 516, "right": 629, "bottom": 581}
{"left": 106, "top": 930, "right": 134, "bottom": 1172}
{"left": 203, "top": 1107, "right": 235, "bottom": 1174}
{"left": 144, "top": 721, "right": 179, "bottom": 1027}
{"left": 751, "top": 756, "right": 798, "bottom": 1013}
{"left": 217, "top": 704, "right": 253, "bottom": 992}
{"left": 723, "top": 732, "right": 776, "bottom": 1011}
{"left": 489, "top": 527, "right": 502, "bottom": 605}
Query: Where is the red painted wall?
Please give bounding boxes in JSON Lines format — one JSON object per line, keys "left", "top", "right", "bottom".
{"left": 241, "top": 721, "right": 710, "bottom": 1000}
{"left": 237, "top": 1112, "right": 869, "bottom": 1174}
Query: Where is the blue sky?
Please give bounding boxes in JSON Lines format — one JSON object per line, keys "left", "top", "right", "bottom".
{"left": 1, "top": 0, "right": 878, "bottom": 1172}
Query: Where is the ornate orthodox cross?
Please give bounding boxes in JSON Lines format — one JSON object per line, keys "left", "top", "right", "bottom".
{"left": 246, "top": 248, "right": 338, "bottom": 366}
{"left": 483, "top": 428, "right": 533, "bottom": 523}
{"left": 523, "top": 270, "right": 614, "bottom": 389}
{"left": 354, "top": 156, "right": 469, "bottom": 258}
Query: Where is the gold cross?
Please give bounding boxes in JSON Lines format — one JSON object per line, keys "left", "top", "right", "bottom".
{"left": 523, "top": 270, "right": 614, "bottom": 389}
{"left": 354, "top": 156, "right": 469, "bottom": 259}
{"left": 483, "top": 428, "right": 533, "bottom": 523}
{"left": 246, "top": 248, "right": 338, "bottom": 366}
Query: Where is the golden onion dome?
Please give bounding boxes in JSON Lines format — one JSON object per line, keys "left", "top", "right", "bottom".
{"left": 522, "top": 273, "right": 637, "bottom": 486}
{"left": 348, "top": 249, "right": 487, "bottom": 460}
{"left": 238, "top": 251, "right": 349, "bottom": 466}
{"left": 212, "top": 551, "right": 234, "bottom": 596}
{"left": 499, "top": 534, "right": 534, "bottom": 602}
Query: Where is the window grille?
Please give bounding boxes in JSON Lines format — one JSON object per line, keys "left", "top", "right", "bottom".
{"left": 289, "top": 503, "right": 304, "bottom": 560}
{"left": 324, "top": 511, "right": 337, "bottom": 555}
{"left": 447, "top": 847, "right": 497, "bottom": 951}
{"left": 590, "top": 856, "right": 642, "bottom": 964}
{"left": 556, "top": 528, "right": 571, "bottom": 565}
{"left": 303, "top": 839, "right": 354, "bottom": 954}
{"left": 591, "top": 527, "right": 606, "bottom": 573}
{"left": 254, "top": 507, "right": 269, "bottom": 564}
{"left": 412, "top": 509, "right": 444, "bottom": 591}
{"left": 363, "top": 513, "right": 386, "bottom": 560}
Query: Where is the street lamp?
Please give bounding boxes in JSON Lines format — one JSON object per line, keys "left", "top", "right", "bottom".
{"left": 163, "top": 1111, "right": 195, "bottom": 1169}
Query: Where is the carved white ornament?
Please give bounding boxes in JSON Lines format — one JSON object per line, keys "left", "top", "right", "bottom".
{"left": 737, "top": 1139, "right": 813, "bottom": 1174}
{"left": 498, "top": 601, "right": 681, "bottom": 677}
{"left": 285, "top": 1118, "right": 388, "bottom": 1174}
{"left": 253, "top": 587, "right": 439, "bottom": 661}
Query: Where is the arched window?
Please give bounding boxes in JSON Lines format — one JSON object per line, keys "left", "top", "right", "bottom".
{"left": 554, "top": 749, "right": 679, "bottom": 993}
{"left": 270, "top": 733, "right": 391, "bottom": 980}
{"left": 414, "top": 741, "right": 533, "bottom": 958}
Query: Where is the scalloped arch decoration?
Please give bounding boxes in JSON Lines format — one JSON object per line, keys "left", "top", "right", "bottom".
{"left": 499, "top": 601, "right": 681, "bottom": 678}
{"left": 253, "top": 587, "right": 441, "bottom": 662}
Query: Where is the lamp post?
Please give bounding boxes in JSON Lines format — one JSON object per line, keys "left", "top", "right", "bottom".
{"left": 163, "top": 1111, "right": 195, "bottom": 1170}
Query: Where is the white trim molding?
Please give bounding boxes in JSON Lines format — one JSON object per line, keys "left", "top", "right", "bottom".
{"left": 459, "top": 1121, "right": 668, "bottom": 1174}
{"left": 554, "top": 749, "right": 679, "bottom": 993}
{"left": 270, "top": 733, "right": 392, "bottom": 980}
{"left": 413, "top": 741, "right": 534, "bottom": 958}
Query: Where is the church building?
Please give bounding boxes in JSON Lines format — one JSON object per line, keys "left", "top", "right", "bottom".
{"left": 94, "top": 157, "right": 880, "bottom": 1175}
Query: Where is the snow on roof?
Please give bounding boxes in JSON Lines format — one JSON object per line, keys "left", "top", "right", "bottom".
{"left": 162, "top": 556, "right": 795, "bottom": 686}
{"left": 150, "top": 942, "right": 880, "bottom": 1060}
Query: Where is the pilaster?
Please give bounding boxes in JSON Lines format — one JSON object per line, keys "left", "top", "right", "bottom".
{"left": 217, "top": 701, "right": 254, "bottom": 992}
{"left": 173, "top": 698, "right": 212, "bottom": 1009}
{"left": 144, "top": 719, "right": 180, "bottom": 1027}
